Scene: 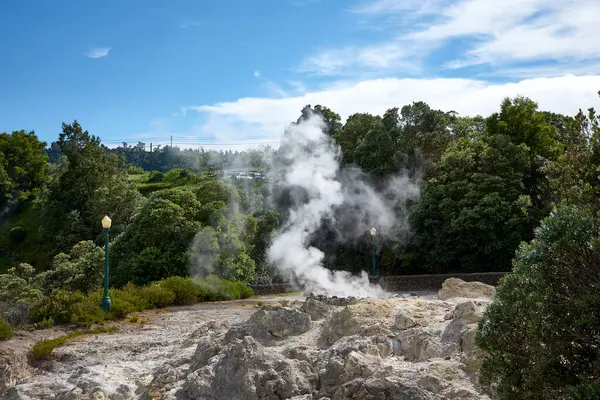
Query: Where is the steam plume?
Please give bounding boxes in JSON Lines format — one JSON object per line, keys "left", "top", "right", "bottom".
{"left": 266, "top": 112, "right": 420, "bottom": 297}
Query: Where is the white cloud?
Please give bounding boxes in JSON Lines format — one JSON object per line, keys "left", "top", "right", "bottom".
{"left": 85, "top": 47, "right": 111, "bottom": 59}
{"left": 188, "top": 75, "right": 600, "bottom": 150}
{"left": 298, "top": 40, "right": 423, "bottom": 76}
{"left": 300, "top": 0, "right": 600, "bottom": 76}
{"left": 253, "top": 70, "right": 261, "bottom": 78}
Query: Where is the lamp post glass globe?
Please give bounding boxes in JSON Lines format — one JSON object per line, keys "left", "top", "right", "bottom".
{"left": 370, "top": 227, "right": 377, "bottom": 236}
{"left": 102, "top": 215, "right": 112, "bottom": 229}
{"left": 101, "top": 216, "right": 112, "bottom": 311}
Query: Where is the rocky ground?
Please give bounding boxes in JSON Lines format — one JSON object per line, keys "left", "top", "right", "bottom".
{"left": 1, "top": 278, "right": 495, "bottom": 400}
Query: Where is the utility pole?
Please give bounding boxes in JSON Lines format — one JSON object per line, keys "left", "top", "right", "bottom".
{"left": 169, "top": 136, "right": 173, "bottom": 170}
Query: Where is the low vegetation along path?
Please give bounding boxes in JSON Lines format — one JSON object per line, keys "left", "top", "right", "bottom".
{"left": 2, "top": 293, "right": 303, "bottom": 399}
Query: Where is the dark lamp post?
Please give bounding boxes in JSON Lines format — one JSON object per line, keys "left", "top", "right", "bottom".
{"left": 370, "top": 227, "right": 377, "bottom": 277}
{"left": 101, "top": 215, "right": 112, "bottom": 312}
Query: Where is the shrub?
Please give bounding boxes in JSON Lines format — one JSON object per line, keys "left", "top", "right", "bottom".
{"left": 148, "top": 171, "right": 164, "bottom": 183}
{"left": 236, "top": 281, "right": 254, "bottom": 299}
{"left": 193, "top": 275, "right": 254, "bottom": 301}
{"left": 476, "top": 204, "right": 600, "bottom": 399}
{"left": 100, "top": 288, "right": 147, "bottom": 319}
{"left": 37, "top": 317, "right": 54, "bottom": 329}
{"left": 29, "top": 290, "right": 86, "bottom": 324}
{"left": 158, "top": 277, "right": 198, "bottom": 305}
{"left": 0, "top": 318, "right": 13, "bottom": 340}
{"left": 69, "top": 295, "right": 107, "bottom": 326}
{"left": 137, "top": 285, "right": 176, "bottom": 308}
{"left": 127, "top": 165, "right": 145, "bottom": 175}
{"left": 31, "top": 335, "right": 68, "bottom": 360}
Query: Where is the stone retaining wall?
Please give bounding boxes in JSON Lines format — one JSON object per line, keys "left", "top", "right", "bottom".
{"left": 375, "top": 272, "right": 508, "bottom": 292}
{"left": 249, "top": 272, "right": 509, "bottom": 296}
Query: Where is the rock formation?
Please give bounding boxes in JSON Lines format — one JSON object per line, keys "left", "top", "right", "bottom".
{"left": 4, "top": 279, "right": 495, "bottom": 399}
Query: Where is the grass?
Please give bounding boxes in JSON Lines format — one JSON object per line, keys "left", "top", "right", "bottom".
{"left": 30, "top": 325, "right": 118, "bottom": 361}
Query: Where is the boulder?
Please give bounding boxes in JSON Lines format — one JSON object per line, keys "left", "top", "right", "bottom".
{"left": 442, "top": 301, "right": 487, "bottom": 349}
{"left": 321, "top": 300, "right": 395, "bottom": 346}
{"left": 316, "top": 335, "right": 391, "bottom": 393}
{"left": 438, "top": 279, "right": 494, "bottom": 300}
{"left": 394, "top": 309, "right": 417, "bottom": 330}
{"left": 189, "top": 336, "right": 223, "bottom": 372}
{"left": 225, "top": 306, "right": 312, "bottom": 343}
{"left": 333, "top": 377, "right": 438, "bottom": 400}
{"left": 191, "top": 336, "right": 316, "bottom": 400}
{"left": 301, "top": 298, "right": 333, "bottom": 321}
{"left": 396, "top": 329, "right": 443, "bottom": 362}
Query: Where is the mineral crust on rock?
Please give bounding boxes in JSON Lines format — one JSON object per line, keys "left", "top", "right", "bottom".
{"left": 438, "top": 278, "right": 495, "bottom": 300}
{"left": 4, "top": 280, "right": 494, "bottom": 399}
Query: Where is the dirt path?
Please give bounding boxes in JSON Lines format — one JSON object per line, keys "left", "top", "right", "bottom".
{"left": 1, "top": 294, "right": 302, "bottom": 399}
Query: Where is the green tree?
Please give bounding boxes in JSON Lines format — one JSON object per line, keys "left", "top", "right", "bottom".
{"left": 337, "top": 113, "right": 383, "bottom": 165}
{"left": 411, "top": 133, "right": 530, "bottom": 272}
{"left": 477, "top": 204, "right": 600, "bottom": 399}
{"left": 486, "top": 96, "right": 561, "bottom": 226}
{"left": 0, "top": 130, "right": 48, "bottom": 213}
{"left": 39, "top": 121, "right": 143, "bottom": 252}
{"left": 296, "top": 104, "right": 342, "bottom": 138}
{"left": 110, "top": 194, "right": 201, "bottom": 285}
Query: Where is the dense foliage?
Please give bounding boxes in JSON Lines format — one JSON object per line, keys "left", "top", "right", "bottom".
{"left": 3, "top": 94, "right": 600, "bottom": 279}
{"left": 3, "top": 93, "right": 600, "bottom": 397}
{"left": 477, "top": 204, "right": 600, "bottom": 399}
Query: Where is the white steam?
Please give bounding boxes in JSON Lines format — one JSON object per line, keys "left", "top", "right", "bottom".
{"left": 266, "top": 113, "right": 420, "bottom": 298}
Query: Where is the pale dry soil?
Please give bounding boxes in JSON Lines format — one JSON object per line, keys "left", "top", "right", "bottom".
{"left": 1, "top": 278, "right": 495, "bottom": 400}
{"left": 1, "top": 295, "right": 303, "bottom": 399}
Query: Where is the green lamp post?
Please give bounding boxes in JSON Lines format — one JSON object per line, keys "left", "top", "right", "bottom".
{"left": 370, "top": 227, "right": 377, "bottom": 277}
{"left": 100, "top": 215, "right": 112, "bottom": 312}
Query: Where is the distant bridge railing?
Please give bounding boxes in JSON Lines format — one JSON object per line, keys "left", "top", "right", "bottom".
{"left": 248, "top": 272, "right": 509, "bottom": 296}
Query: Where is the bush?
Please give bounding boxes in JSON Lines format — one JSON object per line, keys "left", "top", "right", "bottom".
{"left": 29, "top": 290, "right": 86, "bottom": 324}
{"left": 158, "top": 277, "right": 198, "bottom": 305}
{"left": 148, "top": 171, "right": 164, "bottom": 183}
{"left": 476, "top": 204, "right": 600, "bottom": 399}
{"left": 239, "top": 283, "right": 254, "bottom": 299}
{"left": 69, "top": 295, "right": 107, "bottom": 326}
{"left": 127, "top": 165, "right": 145, "bottom": 175}
{"left": 137, "top": 285, "right": 176, "bottom": 308}
{"left": 193, "top": 275, "right": 254, "bottom": 301}
{"left": 19, "top": 275, "right": 252, "bottom": 331}
{"left": 100, "top": 288, "right": 147, "bottom": 319}
{"left": 0, "top": 318, "right": 13, "bottom": 340}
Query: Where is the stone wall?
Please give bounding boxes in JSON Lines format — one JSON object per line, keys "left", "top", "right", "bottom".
{"left": 249, "top": 272, "right": 509, "bottom": 296}
{"left": 375, "top": 272, "right": 508, "bottom": 292}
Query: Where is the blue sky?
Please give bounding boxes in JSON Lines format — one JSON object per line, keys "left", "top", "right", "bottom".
{"left": 1, "top": 0, "right": 600, "bottom": 150}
